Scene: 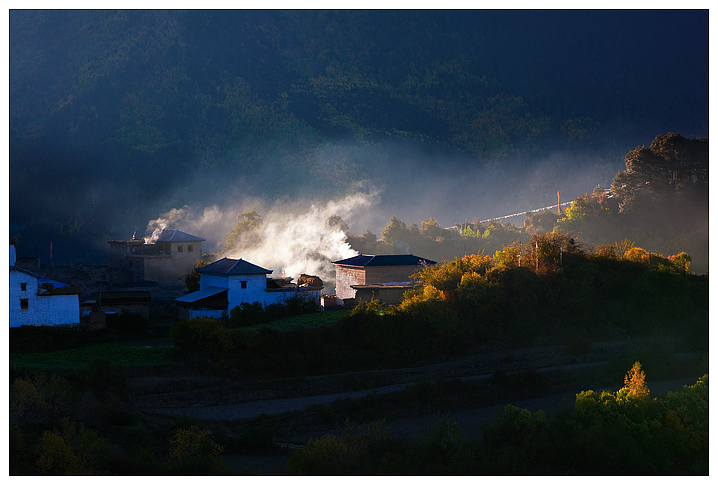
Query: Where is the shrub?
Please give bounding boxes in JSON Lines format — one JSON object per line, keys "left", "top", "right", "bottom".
{"left": 228, "top": 294, "right": 320, "bottom": 328}
{"left": 228, "top": 301, "right": 266, "bottom": 327}
{"left": 35, "top": 419, "right": 111, "bottom": 475}
{"left": 78, "top": 358, "right": 127, "bottom": 395}
{"left": 288, "top": 420, "right": 388, "bottom": 475}
{"left": 106, "top": 311, "right": 149, "bottom": 334}
{"left": 10, "top": 372, "right": 75, "bottom": 425}
{"left": 169, "top": 318, "right": 233, "bottom": 361}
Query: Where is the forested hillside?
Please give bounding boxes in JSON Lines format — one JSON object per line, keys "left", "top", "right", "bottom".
{"left": 344, "top": 133, "right": 708, "bottom": 274}
{"left": 9, "top": 10, "right": 708, "bottom": 263}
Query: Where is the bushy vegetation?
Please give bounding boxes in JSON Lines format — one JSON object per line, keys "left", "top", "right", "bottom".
{"left": 228, "top": 294, "right": 320, "bottom": 328}
{"left": 343, "top": 133, "right": 708, "bottom": 277}
{"left": 10, "top": 357, "right": 706, "bottom": 476}
{"left": 169, "top": 317, "right": 234, "bottom": 363}
{"left": 158, "top": 229, "right": 708, "bottom": 379}
{"left": 106, "top": 311, "right": 149, "bottom": 334}
{"left": 8, "top": 366, "right": 241, "bottom": 475}
{"left": 285, "top": 368, "right": 709, "bottom": 475}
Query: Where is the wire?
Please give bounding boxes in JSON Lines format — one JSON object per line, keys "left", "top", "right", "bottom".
{"left": 479, "top": 200, "right": 575, "bottom": 223}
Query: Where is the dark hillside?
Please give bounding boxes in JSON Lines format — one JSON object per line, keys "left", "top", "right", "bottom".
{"left": 9, "top": 10, "right": 708, "bottom": 263}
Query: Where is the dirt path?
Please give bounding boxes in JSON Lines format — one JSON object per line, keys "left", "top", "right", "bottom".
{"left": 220, "top": 375, "right": 699, "bottom": 476}
{"left": 134, "top": 338, "right": 701, "bottom": 476}
{"left": 139, "top": 363, "right": 699, "bottom": 426}
{"left": 130, "top": 339, "right": 628, "bottom": 410}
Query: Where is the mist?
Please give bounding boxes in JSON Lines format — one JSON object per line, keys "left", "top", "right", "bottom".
{"left": 135, "top": 136, "right": 626, "bottom": 292}
{"left": 9, "top": 10, "right": 706, "bottom": 270}
{"left": 144, "top": 186, "right": 381, "bottom": 291}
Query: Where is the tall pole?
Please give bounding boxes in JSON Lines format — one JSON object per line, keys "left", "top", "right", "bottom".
{"left": 557, "top": 189, "right": 561, "bottom": 214}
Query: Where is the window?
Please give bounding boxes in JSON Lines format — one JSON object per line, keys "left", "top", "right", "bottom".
{"left": 177, "top": 245, "right": 183, "bottom": 253}
{"left": 20, "top": 299, "right": 28, "bottom": 310}
{"left": 240, "top": 281, "right": 247, "bottom": 289}
{"left": 20, "top": 282, "right": 27, "bottom": 291}
{"left": 187, "top": 245, "right": 193, "bottom": 252}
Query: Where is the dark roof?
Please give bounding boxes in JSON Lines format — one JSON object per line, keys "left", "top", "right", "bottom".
{"left": 332, "top": 254, "right": 437, "bottom": 267}
{"left": 175, "top": 286, "right": 228, "bottom": 303}
{"left": 154, "top": 229, "right": 206, "bottom": 242}
{"left": 196, "top": 257, "right": 272, "bottom": 275}
{"left": 97, "top": 290, "right": 152, "bottom": 304}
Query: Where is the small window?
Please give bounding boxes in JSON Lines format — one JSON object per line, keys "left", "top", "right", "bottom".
{"left": 20, "top": 299, "right": 29, "bottom": 310}
{"left": 187, "top": 245, "right": 193, "bottom": 252}
{"left": 20, "top": 282, "right": 27, "bottom": 291}
{"left": 177, "top": 245, "right": 183, "bottom": 253}
{"left": 240, "top": 281, "right": 247, "bottom": 289}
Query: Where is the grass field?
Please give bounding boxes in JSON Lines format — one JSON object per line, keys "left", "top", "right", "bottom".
{"left": 9, "top": 310, "right": 351, "bottom": 370}
{"left": 9, "top": 342, "right": 177, "bottom": 370}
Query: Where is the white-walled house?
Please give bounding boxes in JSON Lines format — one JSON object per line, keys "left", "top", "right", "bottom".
{"left": 9, "top": 245, "right": 82, "bottom": 327}
{"left": 175, "top": 257, "right": 322, "bottom": 319}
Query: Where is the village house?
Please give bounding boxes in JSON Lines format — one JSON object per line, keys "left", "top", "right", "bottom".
{"left": 108, "top": 229, "right": 205, "bottom": 285}
{"left": 332, "top": 253, "right": 437, "bottom": 304}
{"left": 175, "top": 257, "right": 322, "bottom": 319}
{"left": 9, "top": 244, "right": 82, "bottom": 327}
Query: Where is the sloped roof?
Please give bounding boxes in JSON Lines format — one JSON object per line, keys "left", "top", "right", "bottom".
{"left": 196, "top": 257, "right": 272, "bottom": 275}
{"left": 10, "top": 266, "right": 42, "bottom": 279}
{"left": 10, "top": 267, "right": 80, "bottom": 292}
{"left": 332, "top": 254, "right": 437, "bottom": 267}
{"left": 155, "top": 229, "right": 206, "bottom": 242}
{"left": 176, "top": 286, "right": 228, "bottom": 303}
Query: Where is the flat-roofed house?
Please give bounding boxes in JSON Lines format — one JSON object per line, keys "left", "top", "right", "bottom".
{"left": 108, "top": 229, "right": 205, "bottom": 285}
{"left": 332, "top": 254, "right": 437, "bottom": 302}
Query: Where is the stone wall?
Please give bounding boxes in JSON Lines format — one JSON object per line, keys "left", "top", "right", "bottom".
{"left": 335, "top": 265, "right": 423, "bottom": 299}
{"left": 335, "top": 266, "right": 367, "bottom": 299}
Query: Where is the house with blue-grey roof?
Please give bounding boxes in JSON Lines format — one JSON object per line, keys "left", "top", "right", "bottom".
{"left": 332, "top": 254, "right": 437, "bottom": 303}
{"left": 176, "top": 257, "right": 323, "bottom": 319}
{"left": 108, "top": 229, "right": 205, "bottom": 285}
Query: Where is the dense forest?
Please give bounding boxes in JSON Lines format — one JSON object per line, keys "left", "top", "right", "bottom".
{"left": 9, "top": 10, "right": 708, "bottom": 265}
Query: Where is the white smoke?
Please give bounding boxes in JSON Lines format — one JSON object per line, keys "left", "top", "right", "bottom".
{"left": 224, "top": 191, "right": 378, "bottom": 290}
{"left": 145, "top": 204, "right": 228, "bottom": 244}
{"left": 144, "top": 188, "right": 380, "bottom": 291}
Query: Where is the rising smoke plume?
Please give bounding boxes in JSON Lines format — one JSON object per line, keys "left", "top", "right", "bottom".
{"left": 144, "top": 187, "right": 380, "bottom": 291}
{"left": 145, "top": 205, "right": 226, "bottom": 244}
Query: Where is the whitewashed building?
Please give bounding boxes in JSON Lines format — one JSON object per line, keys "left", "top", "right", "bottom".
{"left": 9, "top": 245, "right": 82, "bottom": 327}
{"left": 176, "top": 257, "right": 322, "bottom": 319}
